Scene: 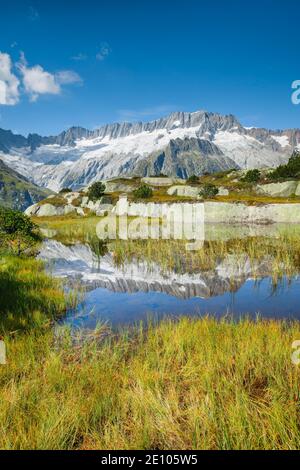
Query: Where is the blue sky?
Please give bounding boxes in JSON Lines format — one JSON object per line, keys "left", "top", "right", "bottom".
{"left": 0, "top": 0, "right": 299, "bottom": 135}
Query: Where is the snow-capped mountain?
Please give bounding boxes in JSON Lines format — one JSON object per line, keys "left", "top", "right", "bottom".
{"left": 0, "top": 110, "right": 299, "bottom": 192}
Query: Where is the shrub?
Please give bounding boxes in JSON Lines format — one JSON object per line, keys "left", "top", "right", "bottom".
{"left": 133, "top": 184, "right": 153, "bottom": 199}
{"left": 269, "top": 151, "right": 300, "bottom": 180}
{"left": 0, "top": 207, "right": 40, "bottom": 255}
{"left": 199, "top": 184, "right": 219, "bottom": 199}
{"left": 87, "top": 182, "right": 106, "bottom": 200}
{"left": 187, "top": 175, "right": 199, "bottom": 184}
{"left": 241, "top": 169, "right": 261, "bottom": 183}
{"left": 0, "top": 207, "right": 36, "bottom": 236}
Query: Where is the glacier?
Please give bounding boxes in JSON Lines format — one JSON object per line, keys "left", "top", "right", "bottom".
{"left": 0, "top": 110, "right": 299, "bottom": 192}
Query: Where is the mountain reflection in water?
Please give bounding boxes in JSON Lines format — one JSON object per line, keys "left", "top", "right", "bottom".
{"left": 38, "top": 229, "right": 300, "bottom": 327}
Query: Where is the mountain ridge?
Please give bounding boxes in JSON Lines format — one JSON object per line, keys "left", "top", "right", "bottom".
{"left": 2, "top": 110, "right": 300, "bottom": 149}
{"left": 0, "top": 158, "right": 51, "bottom": 210}
{"left": 0, "top": 109, "right": 299, "bottom": 191}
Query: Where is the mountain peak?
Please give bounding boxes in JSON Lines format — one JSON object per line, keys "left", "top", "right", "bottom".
{"left": 1, "top": 108, "right": 299, "bottom": 192}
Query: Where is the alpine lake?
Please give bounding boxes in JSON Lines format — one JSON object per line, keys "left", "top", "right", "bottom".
{"left": 35, "top": 216, "right": 300, "bottom": 330}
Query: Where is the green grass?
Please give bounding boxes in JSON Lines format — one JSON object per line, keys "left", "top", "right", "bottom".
{"left": 0, "top": 255, "right": 70, "bottom": 334}
{"left": 38, "top": 195, "right": 67, "bottom": 207}
{"left": 113, "top": 230, "right": 300, "bottom": 281}
{"left": 1, "top": 317, "right": 300, "bottom": 449}
{"left": 33, "top": 214, "right": 102, "bottom": 245}
{"left": 2, "top": 215, "right": 300, "bottom": 449}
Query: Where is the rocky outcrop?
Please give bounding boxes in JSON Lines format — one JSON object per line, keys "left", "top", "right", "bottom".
{"left": 24, "top": 191, "right": 114, "bottom": 217}
{"left": 204, "top": 201, "right": 300, "bottom": 224}
{"left": 26, "top": 203, "right": 64, "bottom": 217}
{"left": 167, "top": 185, "right": 200, "bottom": 197}
{"left": 141, "top": 177, "right": 184, "bottom": 186}
{"left": 257, "top": 181, "right": 299, "bottom": 197}
{"left": 218, "top": 187, "right": 229, "bottom": 196}
{"left": 25, "top": 203, "right": 77, "bottom": 217}
{"left": 134, "top": 137, "right": 238, "bottom": 179}
{"left": 104, "top": 180, "right": 136, "bottom": 193}
{"left": 113, "top": 198, "right": 300, "bottom": 224}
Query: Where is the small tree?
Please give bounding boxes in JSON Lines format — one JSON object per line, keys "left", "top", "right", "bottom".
{"left": 0, "top": 207, "right": 41, "bottom": 255}
{"left": 269, "top": 151, "right": 300, "bottom": 180}
{"left": 87, "top": 182, "right": 106, "bottom": 200}
{"left": 241, "top": 169, "right": 261, "bottom": 183}
{"left": 133, "top": 184, "right": 153, "bottom": 199}
{"left": 199, "top": 184, "right": 219, "bottom": 199}
{"left": 187, "top": 174, "right": 199, "bottom": 185}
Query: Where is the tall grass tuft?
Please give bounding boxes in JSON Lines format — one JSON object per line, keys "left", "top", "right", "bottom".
{"left": 0, "top": 317, "right": 300, "bottom": 449}
{"left": 0, "top": 255, "right": 69, "bottom": 334}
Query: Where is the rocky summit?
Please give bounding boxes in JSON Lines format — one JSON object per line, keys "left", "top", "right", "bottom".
{"left": 0, "top": 110, "right": 299, "bottom": 192}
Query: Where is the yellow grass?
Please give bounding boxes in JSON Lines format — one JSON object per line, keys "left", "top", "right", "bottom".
{"left": 1, "top": 317, "right": 300, "bottom": 449}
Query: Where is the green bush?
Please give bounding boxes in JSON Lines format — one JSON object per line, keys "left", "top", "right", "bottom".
{"left": 269, "top": 151, "right": 300, "bottom": 180}
{"left": 187, "top": 175, "right": 199, "bottom": 184}
{"left": 199, "top": 184, "right": 219, "bottom": 199}
{"left": 133, "top": 184, "right": 153, "bottom": 199}
{"left": 0, "top": 207, "right": 36, "bottom": 236}
{"left": 241, "top": 169, "right": 261, "bottom": 183}
{"left": 87, "top": 182, "right": 106, "bottom": 200}
{"left": 0, "top": 207, "right": 40, "bottom": 255}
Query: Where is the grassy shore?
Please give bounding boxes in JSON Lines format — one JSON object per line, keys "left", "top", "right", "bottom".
{"left": 1, "top": 311, "right": 300, "bottom": 449}
{"left": 0, "top": 255, "right": 69, "bottom": 334}
{"left": 1, "top": 223, "right": 300, "bottom": 449}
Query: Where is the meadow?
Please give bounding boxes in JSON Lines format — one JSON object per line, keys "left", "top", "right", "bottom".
{"left": 1, "top": 213, "right": 300, "bottom": 449}
{"left": 1, "top": 311, "right": 300, "bottom": 449}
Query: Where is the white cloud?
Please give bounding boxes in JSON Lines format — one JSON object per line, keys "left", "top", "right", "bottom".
{"left": 96, "top": 42, "right": 111, "bottom": 61}
{"left": 0, "top": 52, "right": 83, "bottom": 105}
{"left": 18, "top": 53, "right": 59, "bottom": 102}
{"left": 55, "top": 70, "right": 82, "bottom": 85}
{"left": 17, "top": 53, "right": 83, "bottom": 102}
{"left": 0, "top": 52, "right": 20, "bottom": 105}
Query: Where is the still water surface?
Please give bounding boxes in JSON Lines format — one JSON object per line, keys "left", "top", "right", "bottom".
{"left": 38, "top": 223, "right": 300, "bottom": 328}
